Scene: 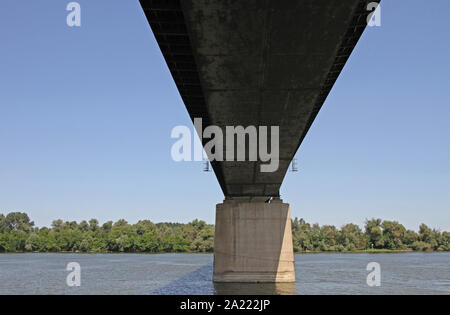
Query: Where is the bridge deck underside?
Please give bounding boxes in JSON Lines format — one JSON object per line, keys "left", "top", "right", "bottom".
{"left": 140, "top": 0, "right": 378, "bottom": 199}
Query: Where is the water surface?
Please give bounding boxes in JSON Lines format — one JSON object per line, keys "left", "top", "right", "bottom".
{"left": 0, "top": 253, "right": 448, "bottom": 295}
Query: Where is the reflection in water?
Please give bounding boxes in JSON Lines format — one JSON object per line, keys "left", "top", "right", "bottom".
{"left": 214, "top": 282, "right": 296, "bottom": 295}
{"left": 153, "top": 264, "right": 214, "bottom": 295}
{"left": 153, "top": 263, "right": 296, "bottom": 295}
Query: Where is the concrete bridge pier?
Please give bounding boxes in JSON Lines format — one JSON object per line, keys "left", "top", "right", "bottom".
{"left": 213, "top": 198, "right": 295, "bottom": 283}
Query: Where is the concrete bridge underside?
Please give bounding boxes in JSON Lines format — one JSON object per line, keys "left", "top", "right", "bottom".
{"left": 140, "top": 0, "right": 378, "bottom": 282}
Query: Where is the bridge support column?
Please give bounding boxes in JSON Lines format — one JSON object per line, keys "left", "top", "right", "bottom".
{"left": 213, "top": 198, "right": 295, "bottom": 283}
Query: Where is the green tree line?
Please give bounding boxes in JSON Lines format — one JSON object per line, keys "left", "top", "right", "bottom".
{"left": 0, "top": 212, "right": 448, "bottom": 253}
{"left": 0, "top": 212, "right": 214, "bottom": 253}
{"left": 292, "top": 218, "right": 449, "bottom": 252}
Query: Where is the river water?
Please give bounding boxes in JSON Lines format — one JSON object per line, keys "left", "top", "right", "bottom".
{"left": 0, "top": 253, "right": 448, "bottom": 295}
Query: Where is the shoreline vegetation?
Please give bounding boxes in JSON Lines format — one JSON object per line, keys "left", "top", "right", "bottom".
{"left": 0, "top": 212, "right": 448, "bottom": 254}
{"left": 1, "top": 250, "right": 439, "bottom": 255}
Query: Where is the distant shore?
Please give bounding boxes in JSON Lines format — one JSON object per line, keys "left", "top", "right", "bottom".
{"left": 2, "top": 249, "right": 449, "bottom": 255}
{"left": 1, "top": 212, "right": 449, "bottom": 254}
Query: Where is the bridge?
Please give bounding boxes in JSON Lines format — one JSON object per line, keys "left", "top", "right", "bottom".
{"left": 140, "top": 0, "right": 379, "bottom": 282}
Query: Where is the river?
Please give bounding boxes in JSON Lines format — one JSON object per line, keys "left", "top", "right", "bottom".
{"left": 0, "top": 253, "right": 448, "bottom": 294}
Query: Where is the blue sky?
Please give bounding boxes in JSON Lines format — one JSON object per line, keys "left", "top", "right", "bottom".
{"left": 0, "top": 1, "right": 449, "bottom": 231}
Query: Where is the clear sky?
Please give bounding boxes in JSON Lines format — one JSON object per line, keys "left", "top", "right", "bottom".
{"left": 0, "top": 0, "right": 449, "bottom": 231}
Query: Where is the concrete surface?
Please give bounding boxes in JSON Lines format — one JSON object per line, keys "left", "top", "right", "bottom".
{"left": 213, "top": 198, "right": 295, "bottom": 283}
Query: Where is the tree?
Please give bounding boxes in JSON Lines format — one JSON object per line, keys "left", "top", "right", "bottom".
{"left": 102, "top": 221, "right": 113, "bottom": 232}
{"left": 381, "top": 221, "right": 406, "bottom": 249}
{"left": 365, "top": 219, "right": 384, "bottom": 249}
{"left": 135, "top": 220, "right": 155, "bottom": 235}
{"left": 411, "top": 241, "right": 432, "bottom": 251}
{"left": 51, "top": 219, "right": 64, "bottom": 232}
{"left": 190, "top": 226, "right": 214, "bottom": 252}
{"left": 340, "top": 223, "right": 365, "bottom": 250}
{"left": 89, "top": 219, "right": 99, "bottom": 232}
{"left": 135, "top": 230, "right": 159, "bottom": 252}
{"left": 403, "top": 230, "right": 419, "bottom": 247}
{"left": 25, "top": 233, "right": 41, "bottom": 252}
{"left": 115, "top": 235, "right": 133, "bottom": 252}
{"left": 5, "top": 212, "right": 34, "bottom": 233}
{"left": 419, "top": 224, "right": 433, "bottom": 243}
{"left": 291, "top": 218, "right": 313, "bottom": 252}
{"left": 78, "top": 220, "right": 89, "bottom": 233}
{"left": 0, "top": 214, "right": 6, "bottom": 233}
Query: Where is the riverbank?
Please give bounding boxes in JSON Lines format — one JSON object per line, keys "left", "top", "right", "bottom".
{"left": 2, "top": 248, "right": 448, "bottom": 255}
{"left": 296, "top": 249, "right": 417, "bottom": 254}
{"left": 1, "top": 212, "right": 449, "bottom": 254}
